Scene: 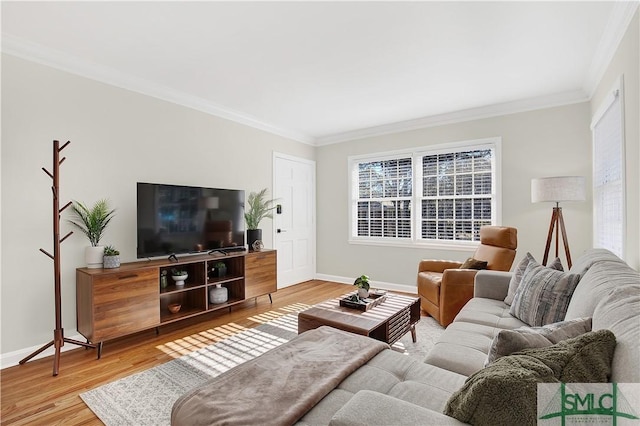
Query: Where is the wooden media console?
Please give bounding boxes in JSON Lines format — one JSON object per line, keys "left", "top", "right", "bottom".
{"left": 76, "top": 249, "right": 276, "bottom": 352}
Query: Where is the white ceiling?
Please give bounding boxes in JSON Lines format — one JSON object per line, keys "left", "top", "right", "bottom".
{"left": 1, "top": 2, "right": 637, "bottom": 145}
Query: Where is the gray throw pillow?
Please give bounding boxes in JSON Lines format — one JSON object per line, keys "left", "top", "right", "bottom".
{"left": 504, "top": 253, "right": 563, "bottom": 305}
{"left": 509, "top": 260, "right": 581, "bottom": 326}
{"left": 485, "top": 317, "right": 592, "bottom": 365}
{"left": 445, "top": 329, "right": 616, "bottom": 426}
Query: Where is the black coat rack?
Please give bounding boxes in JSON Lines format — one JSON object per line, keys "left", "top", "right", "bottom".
{"left": 19, "top": 140, "right": 100, "bottom": 376}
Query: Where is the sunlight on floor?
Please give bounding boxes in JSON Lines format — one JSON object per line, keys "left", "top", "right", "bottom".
{"left": 280, "top": 302, "right": 312, "bottom": 313}
{"left": 247, "top": 302, "right": 311, "bottom": 324}
{"left": 183, "top": 326, "right": 291, "bottom": 375}
{"left": 255, "top": 312, "right": 299, "bottom": 333}
{"left": 155, "top": 304, "right": 308, "bottom": 359}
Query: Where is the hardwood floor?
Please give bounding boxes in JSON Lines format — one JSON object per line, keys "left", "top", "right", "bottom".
{"left": 1, "top": 280, "right": 365, "bottom": 425}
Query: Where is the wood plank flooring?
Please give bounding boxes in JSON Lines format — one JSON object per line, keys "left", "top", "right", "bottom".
{"left": 1, "top": 280, "right": 386, "bottom": 425}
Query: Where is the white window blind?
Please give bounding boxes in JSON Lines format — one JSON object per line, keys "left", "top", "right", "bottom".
{"left": 349, "top": 138, "right": 500, "bottom": 247}
{"left": 417, "top": 149, "right": 494, "bottom": 241}
{"left": 591, "top": 77, "right": 625, "bottom": 258}
{"left": 356, "top": 157, "right": 413, "bottom": 239}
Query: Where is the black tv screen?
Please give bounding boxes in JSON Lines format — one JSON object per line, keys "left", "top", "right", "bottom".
{"left": 137, "top": 183, "right": 245, "bottom": 258}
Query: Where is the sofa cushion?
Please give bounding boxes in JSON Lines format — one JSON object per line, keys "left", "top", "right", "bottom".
{"left": 345, "top": 350, "right": 465, "bottom": 411}
{"left": 425, "top": 304, "right": 528, "bottom": 377}
{"left": 444, "top": 330, "right": 617, "bottom": 426}
{"left": 592, "top": 284, "right": 640, "bottom": 383}
{"left": 568, "top": 248, "right": 627, "bottom": 277}
{"left": 297, "top": 349, "right": 466, "bottom": 425}
{"left": 485, "top": 317, "right": 592, "bottom": 364}
{"left": 329, "top": 390, "right": 465, "bottom": 426}
{"left": 453, "top": 297, "right": 527, "bottom": 329}
{"left": 474, "top": 270, "right": 512, "bottom": 300}
{"left": 509, "top": 261, "right": 580, "bottom": 326}
{"left": 565, "top": 258, "right": 639, "bottom": 320}
{"left": 504, "top": 253, "right": 563, "bottom": 305}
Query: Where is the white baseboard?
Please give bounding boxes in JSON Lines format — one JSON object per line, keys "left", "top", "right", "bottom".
{"left": 277, "top": 280, "right": 300, "bottom": 289}
{"left": 315, "top": 273, "right": 417, "bottom": 294}
{"left": 0, "top": 332, "right": 86, "bottom": 370}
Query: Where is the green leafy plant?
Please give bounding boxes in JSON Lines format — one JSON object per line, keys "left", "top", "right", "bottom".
{"left": 353, "top": 274, "right": 370, "bottom": 291}
{"left": 68, "top": 199, "right": 116, "bottom": 246}
{"left": 214, "top": 262, "right": 227, "bottom": 269}
{"left": 171, "top": 268, "right": 188, "bottom": 277}
{"left": 103, "top": 245, "right": 120, "bottom": 256}
{"left": 244, "top": 188, "right": 277, "bottom": 230}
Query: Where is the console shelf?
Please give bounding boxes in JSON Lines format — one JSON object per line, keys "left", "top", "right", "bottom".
{"left": 76, "top": 250, "right": 276, "bottom": 347}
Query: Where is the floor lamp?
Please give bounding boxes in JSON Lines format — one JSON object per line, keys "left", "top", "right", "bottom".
{"left": 531, "top": 176, "right": 586, "bottom": 269}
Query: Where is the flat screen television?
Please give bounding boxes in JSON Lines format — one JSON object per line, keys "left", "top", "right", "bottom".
{"left": 137, "top": 182, "right": 245, "bottom": 258}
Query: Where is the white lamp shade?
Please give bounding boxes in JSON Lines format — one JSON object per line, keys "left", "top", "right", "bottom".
{"left": 531, "top": 176, "right": 586, "bottom": 203}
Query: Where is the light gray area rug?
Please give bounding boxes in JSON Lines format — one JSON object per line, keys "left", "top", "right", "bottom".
{"left": 80, "top": 308, "right": 444, "bottom": 425}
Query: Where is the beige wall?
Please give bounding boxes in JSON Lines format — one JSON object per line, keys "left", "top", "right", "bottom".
{"left": 0, "top": 54, "right": 314, "bottom": 355}
{"left": 590, "top": 10, "right": 639, "bottom": 269}
{"left": 2, "top": 13, "right": 637, "bottom": 361}
{"left": 316, "top": 103, "right": 593, "bottom": 288}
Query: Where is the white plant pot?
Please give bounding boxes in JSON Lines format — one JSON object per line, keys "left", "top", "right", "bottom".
{"left": 85, "top": 246, "right": 104, "bottom": 269}
{"left": 357, "top": 288, "right": 369, "bottom": 299}
{"left": 172, "top": 274, "right": 188, "bottom": 287}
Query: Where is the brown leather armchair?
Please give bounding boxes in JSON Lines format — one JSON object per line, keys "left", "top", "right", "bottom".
{"left": 417, "top": 226, "right": 517, "bottom": 327}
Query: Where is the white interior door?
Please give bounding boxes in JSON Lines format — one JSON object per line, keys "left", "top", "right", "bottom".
{"left": 273, "top": 153, "right": 316, "bottom": 287}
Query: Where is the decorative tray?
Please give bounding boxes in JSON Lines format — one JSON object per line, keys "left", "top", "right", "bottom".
{"left": 339, "top": 292, "right": 387, "bottom": 311}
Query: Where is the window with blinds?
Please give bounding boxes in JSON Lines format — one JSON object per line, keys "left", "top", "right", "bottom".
{"left": 349, "top": 139, "right": 500, "bottom": 246}
{"left": 418, "top": 149, "right": 494, "bottom": 242}
{"left": 356, "top": 158, "right": 413, "bottom": 239}
{"left": 591, "top": 77, "right": 625, "bottom": 258}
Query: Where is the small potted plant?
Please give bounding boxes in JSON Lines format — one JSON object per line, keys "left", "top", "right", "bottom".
{"left": 171, "top": 268, "right": 189, "bottom": 287}
{"left": 214, "top": 261, "right": 227, "bottom": 278}
{"left": 103, "top": 245, "right": 120, "bottom": 269}
{"left": 244, "top": 188, "right": 277, "bottom": 250}
{"left": 354, "top": 274, "right": 370, "bottom": 298}
{"left": 68, "top": 199, "right": 116, "bottom": 269}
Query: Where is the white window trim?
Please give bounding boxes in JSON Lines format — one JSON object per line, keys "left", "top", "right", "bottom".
{"left": 591, "top": 75, "right": 626, "bottom": 258}
{"left": 348, "top": 137, "right": 502, "bottom": 251}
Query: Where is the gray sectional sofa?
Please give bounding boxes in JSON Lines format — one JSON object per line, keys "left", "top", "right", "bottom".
{"left": 172, "top": 249, "right": 639, "bottom": 425}
{"left": 296, "top": 249, "right": 639, "bottom": 425}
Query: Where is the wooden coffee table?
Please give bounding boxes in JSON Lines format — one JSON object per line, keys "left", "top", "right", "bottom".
{"left": 298, "top": 293, "right": 420, "bottom": 345}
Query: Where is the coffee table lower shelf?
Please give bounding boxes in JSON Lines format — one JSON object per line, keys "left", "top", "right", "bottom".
{"left": 297, "top": 293, "right": 420, "bottom": 345}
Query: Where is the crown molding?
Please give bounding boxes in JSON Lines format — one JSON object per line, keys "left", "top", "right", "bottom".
{"left": 4, "top": 0, "right": 632, "bottom": 150}
{"left": 1, "top": 34, "right": 315, "bottom": 145}
{"left": 584, "top": 1, "right": 639, "bottom": 98}
{"left": 315, "top": 90, "right": 589, "bottom": 146}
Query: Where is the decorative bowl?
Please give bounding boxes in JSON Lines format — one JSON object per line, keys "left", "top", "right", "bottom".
{"left": 168, "top": 303, "right": 181, "bottom": 314}
{"left": 171, "top": 273, "right": 188, "bottom": 286}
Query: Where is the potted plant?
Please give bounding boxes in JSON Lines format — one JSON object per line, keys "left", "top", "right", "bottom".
{"left": 214, "top": 261, "right": 227, "bottom": 278}
{"left": 171, "top": 268, "right": 188, "bottom": 287}
{"left": 103, "top": 245, "right": 120, "bottom": 269}
{"left": 244, "top": 188, "right": 277, "bottom": 250}
{"left": 68, "top": 199, "right": 116, "bottom": 269}
{"left": 354, "top": 274, "right": 370, "bottom": 298}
